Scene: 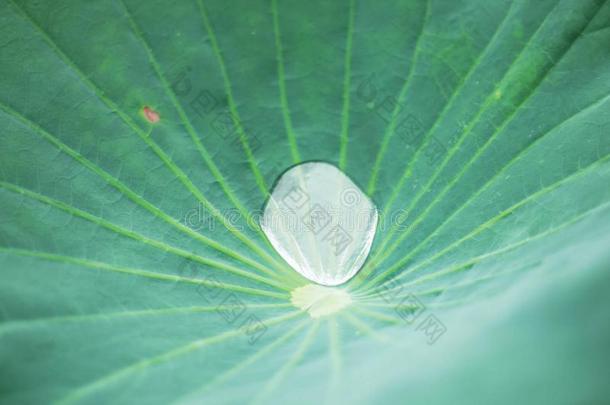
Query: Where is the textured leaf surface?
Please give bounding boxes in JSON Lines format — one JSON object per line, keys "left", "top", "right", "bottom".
{"left": 1, "top": 0, "right": 609, "bottom": 403}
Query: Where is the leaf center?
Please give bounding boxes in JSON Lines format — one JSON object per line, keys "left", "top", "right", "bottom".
{"left": 290, "top": 284, "right": 352, "bottom": 318}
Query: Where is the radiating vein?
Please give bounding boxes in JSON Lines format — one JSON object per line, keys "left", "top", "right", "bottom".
{"left": 367, "top": 1, "right": 557, "bottom": 264}
{"left": 372, "top": 0, "right": 517, "bottom": 212}
{"left": 352, "top": 306, "right": 400, "bottom": 325}
{"left": 0, "top": 303, "right": 293, "bottom": 335}
{"left": 340, "top": 312, "right": 387, "bottom": 343}
{"left": 357, "top": 299, "right": 459, "bottom": 310}
{"left": 338, "top": 0, "right": 356, "bottom": 170}
{"left": 0, "top": 182, "right": 288, "bottom": 291}
{"left": 271, "top": 0, "right": 302, "bottom": 164}
{"left": 172, "top": 320, "right": 308, "bottom": 403}
{"left": 368, "top": 90, "right": 610, "bottom": 283}
{"left": 0, "top": 101, "right": 283, "bottom": 281}
{"left": 327, "top": 317, "right": 341, "bottom": 399}
{"left": 116, "top": 0, "right": 289, "bottom": 275}
{"left": 0, "top": 246, "right": 289, "bottom": 302}
{"left": 364, "top": 2, "right": 599, "bottom": 280}
{"left": 6, "top": 0, "right": 281, "bottom": 272}
{"left": 57, "top": 311, "right": 304, "bottom": 404}
{"left": 370, "top": 2, "right": 605, "bottom": 273}
{"left": 359, "top": 0, "right": 603, "bottom": 286}
{"left": 414, "top": 267, "right": 528, "bottom": 298}
{"left": 360, "top": 152, "right": 610, "bottom": 291}
{"left": 359, "top": 199, "right": 610, "bottom": 299}
{"left": 361, "top": 265, "right": 531, "bottom": 307}
{"left": 366, "top": 0, "right": 430, "bottom": 195}
{"left": 196, "top": 0, "right": 269, "bottom": 194}
{"left": 251, "top": 320, "right": 319, "bottom": 405}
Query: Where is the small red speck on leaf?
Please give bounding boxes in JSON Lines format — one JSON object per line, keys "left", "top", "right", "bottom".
{"left": 143, "top": 106, "right": 160, "bottom": 123}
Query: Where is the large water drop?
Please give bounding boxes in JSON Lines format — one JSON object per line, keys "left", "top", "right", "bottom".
{"left": 261, "top": 162, "right": 378, "bottom": 286}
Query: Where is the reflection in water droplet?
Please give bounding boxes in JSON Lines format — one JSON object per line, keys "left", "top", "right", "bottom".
{"left": 261, "top": 162, "right": 378, "bottom": 286}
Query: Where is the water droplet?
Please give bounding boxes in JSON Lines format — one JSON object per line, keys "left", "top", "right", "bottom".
{"left": 261, "top": 162, "right": 378, "bottom": 286}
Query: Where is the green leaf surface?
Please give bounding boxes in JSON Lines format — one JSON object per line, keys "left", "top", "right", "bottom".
{"left": 1, "top": 0, "right": 609, "bottom": 403}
